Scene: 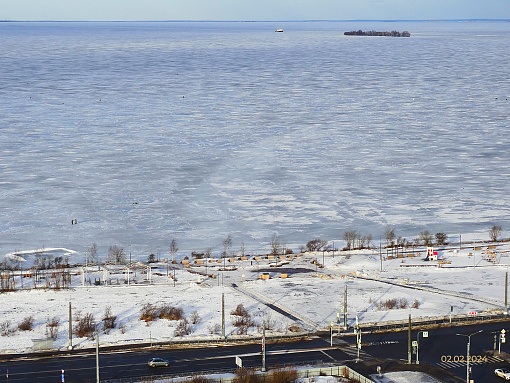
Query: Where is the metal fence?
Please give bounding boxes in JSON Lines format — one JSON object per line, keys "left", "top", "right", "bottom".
{"left": 357, "top": 312, "right": 508, "bottom": 333}
{"left": 100, "top": 364, "right": 373, "bottom": 383}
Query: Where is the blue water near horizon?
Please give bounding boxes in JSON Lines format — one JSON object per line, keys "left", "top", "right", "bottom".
{"left": 1, "top": 20, "right": 509, "bottom": 260}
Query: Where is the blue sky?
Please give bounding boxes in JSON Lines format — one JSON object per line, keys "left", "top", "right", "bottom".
{"left": 1, "top": 0, "right": 510, "bottom": 21}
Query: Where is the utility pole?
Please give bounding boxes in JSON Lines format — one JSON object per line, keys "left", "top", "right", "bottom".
{"left": 343, "top": 285, "right": 348, "bottom": 330}
{"left": 379, "top": 240, "right": 382, "bottom": 272}
{"left": 261, "top": 324, "right": 266, "bottom": 372}
{"left": 95, "top": 332, "right": 100, "bottom": 383}
{"left": 221, "top": 293, "right": 225, "bottom": 339}
{"left": 505, "top": 272, "right": 508, "bottom": 314}
{"left": 68, "top": 302, "right": 72, "bottom": 350}
{"left": 407, "top": 314, "right": 412, "bottom": 364}
{"left": 456, "top": 330, "right": 482, "bottom": 383}
{"left": 355, "top": 316, "right": 361, "bottom": 362}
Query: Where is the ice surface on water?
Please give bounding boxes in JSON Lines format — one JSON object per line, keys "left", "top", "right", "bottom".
{"left": 1, "top": 21, "right": 509, "bottom": 259}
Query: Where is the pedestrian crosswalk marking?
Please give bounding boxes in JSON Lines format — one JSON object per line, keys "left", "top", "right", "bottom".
{"left": 339, "top": 346, "right": 372, "bottom": 359}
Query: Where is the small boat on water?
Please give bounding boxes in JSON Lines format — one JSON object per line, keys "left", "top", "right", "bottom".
{"left": 275, "top": 28, "right": 283, "bottom": 33}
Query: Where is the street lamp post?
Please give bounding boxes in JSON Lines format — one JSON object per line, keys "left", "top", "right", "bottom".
{"left": 95, "top": 331, "right": 100, "bottom": 383}
{"left": 355, "top": 316, "right": 362, "bottom": 363}
{"left": 456, "top": 330, "right": 482, "bottom": 383}
{"left": 261, "top": 321, "right": 266, "bottom": 372}
{"left": 415, "top": 330, "right": 429, "bottom": 364}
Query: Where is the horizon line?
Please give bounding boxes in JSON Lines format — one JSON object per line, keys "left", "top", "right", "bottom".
{"left": 1, "top": 18, "right": 509, "bottom": 23}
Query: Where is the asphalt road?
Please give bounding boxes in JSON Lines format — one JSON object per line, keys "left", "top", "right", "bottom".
{"left": 0, "top": 338, "right": 355, "bottom": 383}
{"left": 4, "top": 321, "right": 510, "bottom": 382}
{"left": 335, "top": 320, "right": 510, "bottom": 383}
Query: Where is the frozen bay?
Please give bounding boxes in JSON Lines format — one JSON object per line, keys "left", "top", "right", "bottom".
{"left": 1, "top": 20, "right": 509, "bottom": 259}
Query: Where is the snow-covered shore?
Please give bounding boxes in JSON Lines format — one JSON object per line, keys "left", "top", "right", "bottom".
{"left": 1, "top": 242, "right": 509, "bottom": 354}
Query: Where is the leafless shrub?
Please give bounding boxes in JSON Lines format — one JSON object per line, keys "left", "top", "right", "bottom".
{"left": 102, "top": 306, "right": 117, "bottom": 333}
{"left": 377, "top": 298, "right": 409, "bottom": 310}
{"left": 231, "top": 304, "right": 249, "bottom": 317}
{"left": 140, "top": 303, "right": 158, "bottom": 322}
{"left": 412, "top": 299, "right": 421, "bottom": 309}
{"left": 190, "top": 310, "right": 201, "bottom": 325}
{"left": 232, "top": 315, "right": 254, "bottom": 335}
{"left": 185, "top": 376, "right": 213, "bottom": 383}
{"left": 268, "top": 368, "right": 298, "bottom": 383}
{"left": 208, "top": 323, "right": 222, "bottom": 335}
{"left": 174, "top": 318, "right": 192, "bottom": 336}
{"left": 18, "top": 316, "right": 34, "bottom": 331}
{"left": 46, "top": 317, "right": 60, "bottom": 339}
{"left": 258, "top": 313, "right": 277, "bottom": 332}
{"left": 159, "top": 304, "right": 184, "bottom": 321}
{"left": 140, "top": 303, "right": 184, "bottom": 323}
{"left": 0, "top": 320, "right": 14, "bottom": 337}
{"left": 74, "top": 312, "right": 96, "bottom": 338}
{"left": 231, "top": 303, "right": 254, "bottom": 334}
{"left": 119, "top": 323, "right": 127, "bottom": 334}
{"left": 233, "top": 368, "right": 264, "bottom": 383}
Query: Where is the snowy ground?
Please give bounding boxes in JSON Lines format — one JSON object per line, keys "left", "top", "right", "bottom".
{"left": 1, "top": 241, "right": 510, "bottom": 355}
{"left": 370, "top": 371, "right": 442, "bottom": 383}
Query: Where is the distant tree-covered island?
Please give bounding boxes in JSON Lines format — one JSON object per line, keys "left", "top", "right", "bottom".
{"left": 344, "top": 30, "right": 411, "bottom": 37}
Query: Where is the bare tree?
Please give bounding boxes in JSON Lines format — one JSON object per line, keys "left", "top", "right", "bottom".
{"left": 419, "top": 231, "right": 434, "bottom": 246}
{"left": 489, "top": 225, "right": 502, "bottom": 242}
{"left": 365, "top": 234, "right": 373, "bottom": 249}
{"left": 222, "top": 234, "right": 233, "bottom": 258}
{"left": 169, "top": 239, "right": 179, "bottom": 262}
{"left": 87, "top": 243, "right": 98, "bottom": 266}
{"left": 357, "top": 234, "right": 374, "bottom": 250}
{"left": 343, "top": 230, "right": 357, "bottom": 250}
{"left": 270, "top": 233, "right": 283, "bottom": 256}
{"left": 384, "top": 227, "right": 395, "bottom": 248}
{"left": 305, "top": 238, "right": 327, "bottom": 252}
{"left": 107, "top": 245, "right": 125, "bottom": 264}
{"left": 435, "top": 232, "right": 448, "bottom": 245}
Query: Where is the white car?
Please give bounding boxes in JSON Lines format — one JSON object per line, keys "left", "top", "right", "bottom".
{"left": 495, "top": 368, "right": 510, "bottom": 380}
{"left": 148, "top": 357, "right": 169, "bottom": 367}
